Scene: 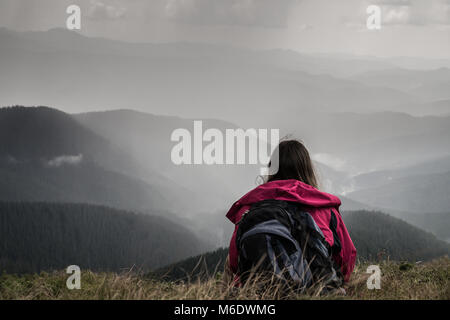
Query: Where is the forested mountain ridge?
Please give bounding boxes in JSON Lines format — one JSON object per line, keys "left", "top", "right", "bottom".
{"left": 0, "top": 161, "right": 166, "bottom": 211}
{"left": 0, "top": 106, "right": 120, "bottom": 164}
{"left": 342, "top": 211, "right": 450, "bottom": 261}
{"left": 0, "top": 202, "right": 208, "bottom": 274}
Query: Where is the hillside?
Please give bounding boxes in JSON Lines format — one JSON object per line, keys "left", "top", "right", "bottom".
{"left": 155, "top": 210, "right": 450, "bottom": 282}
{"left": 0, "top": 202, "right": 207, "bottom": 274}
{"left": 0, "top": 258, "right": 448, "bottom": 300}
{"left": 0, "top": 106, "right": 136, "bottom": 173}
{"left": 0, "top": 160, "right": 168, "bottom": 212}
{"left": 154, "top": 248, "right": 229, "bottom": 282}
{"left": 406, "top": 212, "right": 450, "bottom": 243}
{"left": 343, "top": 211, "right": 450, "bottom": 261}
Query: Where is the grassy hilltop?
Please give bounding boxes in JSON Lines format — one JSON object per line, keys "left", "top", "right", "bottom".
{"left": 1, "top": 257, "right": 448, "bottom": 300}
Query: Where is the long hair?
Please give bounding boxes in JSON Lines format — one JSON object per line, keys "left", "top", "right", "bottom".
{"left": 266, "top": 140, "right": 318, "bottom": 189}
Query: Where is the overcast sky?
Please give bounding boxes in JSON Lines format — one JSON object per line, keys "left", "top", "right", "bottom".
{"left": 0, "top": 0, "right": 449, "bottom": 59}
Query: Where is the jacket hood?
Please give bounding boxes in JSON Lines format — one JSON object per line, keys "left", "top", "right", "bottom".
{"left": 226, "top": 179, "right": 341, "bottom": 224}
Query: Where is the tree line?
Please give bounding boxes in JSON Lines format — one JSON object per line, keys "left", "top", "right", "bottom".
{"left": 0, "top": 202, "right": 206, "bottom": 274}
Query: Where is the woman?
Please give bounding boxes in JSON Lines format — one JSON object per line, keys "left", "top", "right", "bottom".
{"left": 225, "top": 140, "right": 356, "bottom": 283}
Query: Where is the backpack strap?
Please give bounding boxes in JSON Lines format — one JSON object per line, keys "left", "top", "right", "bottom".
{"left": 329, "top": 210, "right": 342, "bottom": 256}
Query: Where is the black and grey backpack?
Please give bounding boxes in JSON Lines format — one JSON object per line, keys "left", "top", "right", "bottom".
{"left": 235, "top": 199, "right": 342, "bottom": 292}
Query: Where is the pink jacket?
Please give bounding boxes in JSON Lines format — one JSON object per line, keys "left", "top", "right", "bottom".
{"left": 226, "top": 179, "right": 357, "bottom": 282}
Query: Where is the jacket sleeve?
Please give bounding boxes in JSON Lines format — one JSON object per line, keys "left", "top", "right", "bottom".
{"left": 332, "top": 210, "right": 357, "bottom": 282}
{"left": 227, "top": 205, "right": 250, "bottom": 275}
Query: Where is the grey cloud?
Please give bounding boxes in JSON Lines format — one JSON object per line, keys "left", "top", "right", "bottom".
{"left": 164, "top": 0, "right": 300, "bottom": 28}
{"left": 87, "top": 0, "right": 127, "bottom": 20}
{"left": 46, "top": 154, "right": 83, "bottom": 167}
{"left": 374, "top": 0, "right": 412, "bottom": 5}
{"left": 372, "top": 0, "right": 450, "bottom": 26}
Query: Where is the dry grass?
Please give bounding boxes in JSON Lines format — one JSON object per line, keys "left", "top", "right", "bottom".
{"left": 0, "top": 257, "right": 448, "bottom": 300}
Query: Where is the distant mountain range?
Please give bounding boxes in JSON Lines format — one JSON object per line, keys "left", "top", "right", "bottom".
{"left": 348, "top": 171, "right": 450, "bottom": 214}
{"left": 353, "top": 155, "right": 450, "bottom": 188}
{"left": 262, "top": 111, "right": 450, "bottom": 174}
{"left": 352, "top": 68, "right": 450, "bottom": 100}
{"left": 0, "top": 27, "right": 423, "bottom": 122}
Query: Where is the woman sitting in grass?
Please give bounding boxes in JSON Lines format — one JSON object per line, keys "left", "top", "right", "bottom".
{"left": 225, "top": 140, "right": 356, "bottom": 292}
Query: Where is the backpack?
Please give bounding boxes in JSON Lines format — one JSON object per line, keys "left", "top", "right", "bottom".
{"left": 235, "top": 199, "right": 342, "bottom": 293}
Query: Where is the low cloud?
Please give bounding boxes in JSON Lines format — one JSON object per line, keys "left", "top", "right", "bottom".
{"left": 383, "top": 5, "right": 411, "bottom": 25}
{"left": 87, "top": 0, "right": 127, "bottom": 20}
{"left": 375, "top": 0, "right": 412, "bottom": 5}
{"left": 312, "top": 153, "right": 347, "bottom": 172}
{"left": 164, "top": 0, "right": 300, "bottom": 28}
{"left": 372, "top": 0, "right": 450, "bottom": 26}
{"left": 46, "top": 154, "right": 83, "bottom": 167}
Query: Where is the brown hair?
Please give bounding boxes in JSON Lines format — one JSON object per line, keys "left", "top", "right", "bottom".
{"left": 266, "top": 140, "right": 318, "bottom": 189}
